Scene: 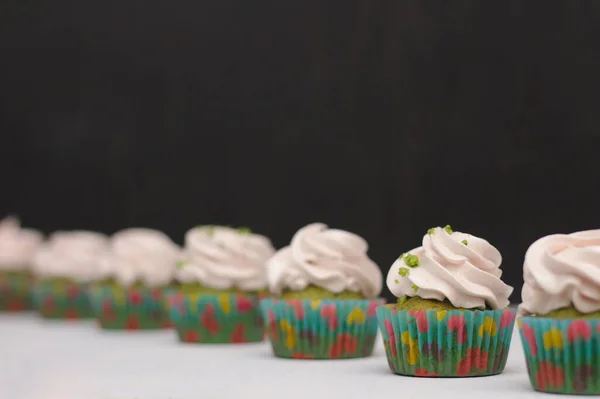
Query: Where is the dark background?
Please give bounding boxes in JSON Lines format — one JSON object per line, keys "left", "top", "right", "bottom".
{"left": 1, "top": 0, "right": 599, "bottom": 302}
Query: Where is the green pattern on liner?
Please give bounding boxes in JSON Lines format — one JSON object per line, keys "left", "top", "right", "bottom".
{"left": 33, "top": 278, "right": 93, "bottom": 319}
{"left": 262, "top": 298, "right": 384, "bottom": 359}
{"left": 166, "top": 288, "right": 265, "bottom": 344}
{"left": 378, "top": 305, "right": 516, "bottom": 377}
{"left": 519, "top": 316, "right": 600, "bottom": 394}
{"left": 88, "top": 282, "right": 171, "bottom": 330}
{"left": 0, "top": 270, "right": 33, "bottom": 311}
{"left": 411, "top": 284, "right": 419, "bottom": 293}
{"left": 279, "top": 285, "right": 365, "bottom": 300}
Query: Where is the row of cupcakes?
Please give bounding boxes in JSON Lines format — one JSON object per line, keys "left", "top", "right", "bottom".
{"left": 0, "top": 217, "right": 597, "bottom": 395}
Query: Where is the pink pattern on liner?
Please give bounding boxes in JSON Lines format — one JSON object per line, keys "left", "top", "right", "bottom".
{"left": 367, "top": 301, "right": 379, "bottom": 317}
{"left": 289, "top": 300, "right": 305, "bottom": 319}
{"left": 236, "top": 296, "right": 254, "bottom": 313}
{"left": 500, "top": 311, "right": 515, "bottom": 329}
{"left": 383, "top": 319, "right": 397, "bottom": 357}
{"left": 409, "top": 310, "right": 429, "bottom": 333}
{"left": 320, "top": 304, "right": 338, "bottom": 329}
{"left": 567, "top": 320, "right": 592, "bottom": 342}
{"left": 520, "top": 322, "right": 538, "bottom": 355}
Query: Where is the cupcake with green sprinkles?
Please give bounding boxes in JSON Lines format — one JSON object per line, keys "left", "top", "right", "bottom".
{"left": 377, "top": 225, "right": 515, "bottom": 377}
{"left": 261, "top": 223, "right": 384, "bottom": 360}
{"left": 165, "top": 225, "right": 275, "bottom": 344}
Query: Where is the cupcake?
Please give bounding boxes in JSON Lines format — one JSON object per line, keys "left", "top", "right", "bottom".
{"left": 261, "top": 223, "right": 384, "bottom": 359}
{"left": 32, "top": 230, "right": 108, "bottom": 319}
{"left": 0, "top": 216, "right": 43, "bottom": 311}
{"left": 518, "top": 230, "right": 600, "bottom": 394}
{"left": 377, "top": 225, "right": 515, "bottom": 377}
{"left": 88, "top": 228, "right": 180, "bottom": 330}
{"left": 165, "top": 225, "right": 275, "bottom": 344}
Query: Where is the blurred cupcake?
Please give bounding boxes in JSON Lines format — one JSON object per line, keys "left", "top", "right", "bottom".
{"left": 0, "top": 216, "right": 43, "bottom": 311}
{"left": 88, "top": 228, "right": 180, "bottom": 330}
{"left": 377, "top": 225, "right": 515, "bottom": 377}
{"left": 165, "top": 225, "right": 275, "bottom": 344}
{"left": 261, "top": 223, "right": 384, "bottom": 359}
{"left": 519, "top": 230, "right": 600, "bottom": 395}
{"left": 32, "top": 230, "right": 108, "bottom": 319}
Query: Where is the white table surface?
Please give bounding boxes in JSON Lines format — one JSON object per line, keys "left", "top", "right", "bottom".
{"left": 0, "top": 313, "right": 576, "bottom": 399}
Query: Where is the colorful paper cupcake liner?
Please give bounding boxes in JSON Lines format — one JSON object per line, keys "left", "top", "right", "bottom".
{"left": 165, "top": 291, "right": 264, "bottom": 344}
{"left": 88, "top": 284, "right": 172, "bottom": 330}
{"left": 260, "top": 298, "right": 384, "bottom": 360}
{"left": 32, "top": 278, "right": 93, "bottom": 319}
{"left": 0, "top": 271, "right": 33, "bottom": 311}
{"left": 519, "top": 316, "right": 600, "bottom": 395}
{"left": 377, "top": 305, "right": 516, "bottom": 377}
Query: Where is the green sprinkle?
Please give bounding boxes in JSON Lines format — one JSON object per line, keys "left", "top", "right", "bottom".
{"left": 237, "top": 227, "right": 252, "bottom": 235}
{"left": 444, "top": 225, "right": 453, "bottom": 234}
{"left": 427, "top": 227, "right": 436, "bottom": 235}
{"left": 394, "top": 279, "right": 399, "bottom": 284}
{"left": 411, "top": 284, "right": 419, "bottom": 293}
{"left": 176, "top": 260, "right": 186, "bottom": 269}
{"left": 197, "top": 225, "right": 216, "bottom": 237}
{"left": 398, "top": 267, "right": 410, "bottom": 277}
{"left": 399, "top": 296, "right": 407, "bottom": 304}
{"left": 404, "top": 254, "right": 420, "bottom": 268}
{"left": 462, "top": 239, "right": 468, "bottom": 245}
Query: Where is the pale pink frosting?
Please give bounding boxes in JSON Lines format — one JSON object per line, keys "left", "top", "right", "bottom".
{"left": 267, "top": 223, "right": 382, "bottom": 298}
{"left": 175, "top": 226, "right": 275, "bottom": 290}
{"left": 520, "top": 229, "right": 600, "bottom": 315}
{"left": 386, "top": 226, "right": 513, "bottom": 309}
{"left": 0, "top": 216, "right": 44, "bottom": 270}
{"left": 33, "top": 230, "right": 109, "bottom": 281}
{"left": 100, "top": 228, "right": 180, "bottom": 287}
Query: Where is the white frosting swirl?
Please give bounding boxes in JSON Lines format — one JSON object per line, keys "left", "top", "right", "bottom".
{"left": 520, "top": 229, "right": 600, "bottom": 315}
{"left": 267, "top": 223, "right": 382, "bottom": 298}
{"left": 386, "top": 227, "right": 512, "bottom": 309}
{"left": 175, "top": 226, "right": 275, "bottom": 291}
{"left": 33, "top": 230, "right": 109, "bottom": 282}
{"left": 101, "top": 228, "right": 180, "bottom": 287}
{"left": 0, "top": 216, "right": 44, "bottom": 270}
